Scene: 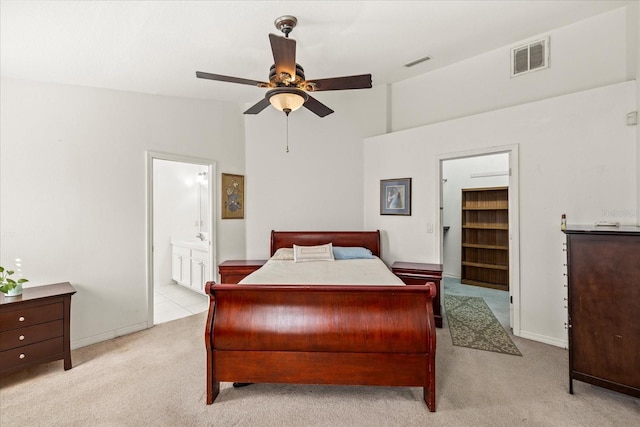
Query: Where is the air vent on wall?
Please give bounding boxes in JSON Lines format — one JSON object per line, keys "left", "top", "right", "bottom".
{"left": 511, "top": 37, "right": 549, "bottom": 77}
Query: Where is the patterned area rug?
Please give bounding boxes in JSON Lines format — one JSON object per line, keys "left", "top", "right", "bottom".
{"left": 444, "top": 294, "right": 521, "bottom": 356}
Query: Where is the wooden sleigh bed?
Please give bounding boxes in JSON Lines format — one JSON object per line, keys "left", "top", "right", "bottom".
{"left": 204, "top": 230, "right": 437, "bottom": 411}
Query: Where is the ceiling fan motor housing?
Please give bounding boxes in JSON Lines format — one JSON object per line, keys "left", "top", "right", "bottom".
{"left": 269, "top": 63, "right": 305, "bottom": 86}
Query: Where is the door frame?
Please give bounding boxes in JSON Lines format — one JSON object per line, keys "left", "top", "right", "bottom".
{"left": 436, "top": 144, "right": 520, "bottom": 336}
{"left": 145, "top": 151, "right": 217, "bottom": 327}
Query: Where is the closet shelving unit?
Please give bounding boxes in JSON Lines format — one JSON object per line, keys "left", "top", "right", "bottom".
{"left": 460, "top": 186, "right": 509, "bottom": 291}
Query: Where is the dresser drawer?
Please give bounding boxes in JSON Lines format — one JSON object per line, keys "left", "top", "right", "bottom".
{"left": 0, "top": 319, "right": 64, "bottom": 351}
{"left": 0, "top": 302, "right": 63, "bottom": 332}
{"left": 0, "top": 337, "right": 64, "bottom": 372}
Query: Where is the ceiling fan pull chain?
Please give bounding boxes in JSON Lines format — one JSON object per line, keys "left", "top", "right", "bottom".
{"left": 284, "top": 108, "right": 291, "bottom": 153}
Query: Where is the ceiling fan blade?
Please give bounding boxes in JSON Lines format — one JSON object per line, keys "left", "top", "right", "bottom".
{"left": 269, "top": 34, "right": 296, "bottom": 81}
{"left": 196, "top": 71, "right": 269, "bottom": 87}
{"left": 304, "top": 95, "right": 334, "bottom": 117}
{"left": 305, "top": 74, "right": 372, "bottom": 91}
{"left": 244, "top": 97, "right": 271, "bottom": 115}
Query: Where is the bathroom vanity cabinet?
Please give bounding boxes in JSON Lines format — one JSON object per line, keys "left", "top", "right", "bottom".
{"left": 171, "top": 241, "right": 210, "bottom": 294}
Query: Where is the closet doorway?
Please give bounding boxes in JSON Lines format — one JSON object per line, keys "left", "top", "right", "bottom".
{"left": 146, "top": 152, "right": 216, "bottom": 326}
{"left": 437, "top": 145, "right": 520, "bottom": 336}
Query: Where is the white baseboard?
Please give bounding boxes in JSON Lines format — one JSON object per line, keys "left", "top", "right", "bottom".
{"left": 518, "top": 329, "right": 567, "bottom": 349}
{"left": 71, "top": 321, "right": 150, "bottom": 350}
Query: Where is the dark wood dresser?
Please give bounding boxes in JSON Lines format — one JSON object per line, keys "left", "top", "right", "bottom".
{"left": 218, "top": 260, "right": 267, "bottom": 284}
{"left": 0, "top": 282, "right": 76, "bottom": 375}
{"left": 391, "top": 261, "right": 443, "bottom": 328}
{"left": 563, "top": 226, "right": 639, "bottom": 397}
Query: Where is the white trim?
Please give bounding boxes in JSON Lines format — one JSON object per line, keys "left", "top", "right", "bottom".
{"left": 436, "top": 144, "right": 521, "bottom": 337}
{"left": 519, "top": 329, "right": 566, "bottom": 348}
{"left": 145, "top": 151, "right": 217, "bottom": 328}
{"left": 508, "top": 145, "right": 521, "bottom": 335}
{"left": 71, "top": 321, "right": 148, "bottom": 350}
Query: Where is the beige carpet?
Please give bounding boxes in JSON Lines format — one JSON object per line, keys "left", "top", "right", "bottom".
{"left": 1, "top": 311, "right": 638, "bottom": 426}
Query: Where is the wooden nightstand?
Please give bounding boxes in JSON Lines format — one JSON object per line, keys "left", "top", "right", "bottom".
{"left": 391, "top": 262, "right": 442, "bottom": 328}
{"left": 218, "top": 260, "right": 267, "bottom": 284}
{"left": 0, "top": 282, "right": 76, "bottom": 375}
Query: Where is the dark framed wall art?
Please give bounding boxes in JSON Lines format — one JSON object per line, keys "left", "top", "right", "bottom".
{"left": 221, "top": 173, "right": 244, "bottom": 219}
{"left": 380, "top": 178, "right": 411, "bottom": 216}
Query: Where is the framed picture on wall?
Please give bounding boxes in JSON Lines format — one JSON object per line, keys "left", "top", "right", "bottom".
{"left": 221, "top": 173, "right": 244, "bottom": 219}
{"left": 380, "top": 178, "right": 411, "bottom": 215}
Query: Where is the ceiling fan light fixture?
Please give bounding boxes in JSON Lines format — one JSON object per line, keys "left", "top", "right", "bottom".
{"left": 267, "top": 88, "right": 308, "bottom": 114}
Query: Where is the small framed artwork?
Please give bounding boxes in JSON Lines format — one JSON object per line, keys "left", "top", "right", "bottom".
{"left": 380, "top": 178, "right": 411, "bottom": 215}
{"left": 221, "top": 173, "right": 244, "bottom": 219}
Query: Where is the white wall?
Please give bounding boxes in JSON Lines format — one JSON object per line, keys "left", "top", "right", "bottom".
{"left": 364, "top": 81, "right": 636, "bottom": 346}
{"left": 392, "top": 7, "right": 629, "bottom": 131}
{"left": 244, "top": 86, "right": 387, "bottom": 258}
{"left": 0, "top": 78, "right": 245, "bottom": 348}
{"left": 442, "top": 154, "right": 509, "bottom": 278}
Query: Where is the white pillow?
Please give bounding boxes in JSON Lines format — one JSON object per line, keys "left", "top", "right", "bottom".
{"left": 271, "top": 247, "right": 294, "bottom": 260}
{"left": 293, "top": 243, "right": 335, "bottom": 262}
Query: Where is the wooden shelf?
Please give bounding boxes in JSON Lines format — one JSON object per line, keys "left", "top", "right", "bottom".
{"left": 462, "top": 224, "right": 509, "bottom": 230}
{"left": 462, "top": 207, "right": 509, "bottom": 211}
{"left": 461, "top": 186, "right": 509, "bottom": 290}
{"left": 461, "top": 261, "right": 508, "bottom": 270}
{"left": 462, "top": 243, "right": 508, "bottom": 250}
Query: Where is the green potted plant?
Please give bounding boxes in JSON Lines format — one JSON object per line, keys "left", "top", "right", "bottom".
{"left": 0, "top": 266, "right": 28, "bottom": 297}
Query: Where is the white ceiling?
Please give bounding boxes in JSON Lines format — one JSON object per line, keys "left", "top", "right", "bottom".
{"left": 0, "top": 1, "right": 631, "bottom": 105}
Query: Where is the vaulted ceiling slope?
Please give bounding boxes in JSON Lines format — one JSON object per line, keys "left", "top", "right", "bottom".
{"left": 0, "top": 1, "right": 631, "bottom": 104}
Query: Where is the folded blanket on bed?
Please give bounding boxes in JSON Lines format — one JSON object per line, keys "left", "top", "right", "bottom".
{"left": 239, "top": 257, "right": 405, "bottom": 286}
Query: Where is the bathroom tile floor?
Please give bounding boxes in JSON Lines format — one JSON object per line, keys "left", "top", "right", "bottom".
{"left": 154, "top": 282, "right": 209, "bottom": 324}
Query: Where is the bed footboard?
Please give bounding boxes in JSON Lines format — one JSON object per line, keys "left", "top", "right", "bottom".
{"left": 204, "top": 282, "right": 437, "bottom": 411}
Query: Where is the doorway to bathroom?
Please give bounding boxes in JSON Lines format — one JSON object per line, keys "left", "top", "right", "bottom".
{"left": 146, "top": 151, "right": 216, "bottom": 326}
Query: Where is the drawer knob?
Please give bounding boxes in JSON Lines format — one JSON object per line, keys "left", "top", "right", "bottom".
{"left": 19, "top": 353, "right": 26, "bottom": 359}
{"left": 19, "top": 335, "right": 25, "bottom": 341}
{"left": 19, "top": 316, "right": 25, "bottom": 322}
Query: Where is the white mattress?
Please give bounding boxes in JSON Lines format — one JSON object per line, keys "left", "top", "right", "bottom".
{"left": 239, "top": 257, "right": 405, "bottom": 286}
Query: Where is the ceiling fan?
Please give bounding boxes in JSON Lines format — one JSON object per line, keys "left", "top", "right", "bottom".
{"left": 196, "top": 15, "right": 372, "bottom": 118}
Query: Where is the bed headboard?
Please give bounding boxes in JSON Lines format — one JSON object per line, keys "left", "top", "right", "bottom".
{"left": 270, "top": 230, "right": 381, "bottom": 257}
